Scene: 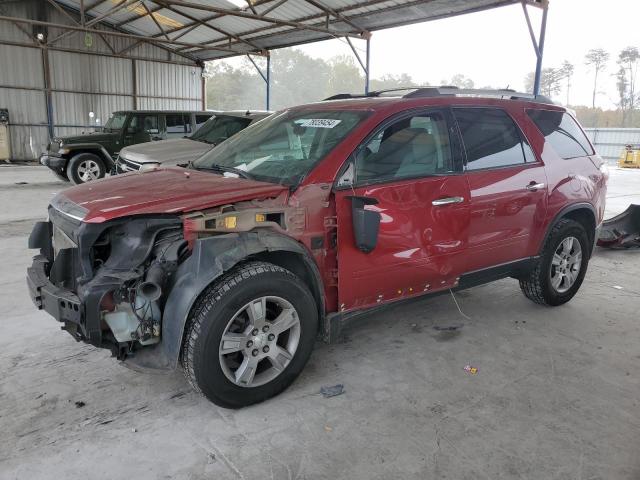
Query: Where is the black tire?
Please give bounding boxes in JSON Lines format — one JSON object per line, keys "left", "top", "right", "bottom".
{"left": 51, "top": 169, "right": 69, "bottom": 182}
{"left": 66, "top": 152, "right": 106, "bottom": 184}
{"left": 181, "top": 261, "right": 318, "bottom": 408}
{"left": 519, "top": 219, "right": 591, "bottom": 306}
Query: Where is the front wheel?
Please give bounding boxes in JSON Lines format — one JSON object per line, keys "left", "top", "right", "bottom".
{"left": 66, "top": 152, "right": 106, "bottom": 184}
{"left": 181, "top": 262, "right": 318, "bottom": 408}
{"left": 51, "top": 168, "right": 69, "bottom": 182}
{"left": 520, "top": 219, "right": 591, "bottom": 306}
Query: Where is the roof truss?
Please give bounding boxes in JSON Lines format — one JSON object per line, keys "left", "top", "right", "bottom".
{"left": 1, "top": 0, "right": 546, "bottom": 65}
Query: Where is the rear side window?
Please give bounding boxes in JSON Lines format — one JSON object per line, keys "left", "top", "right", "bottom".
{"left": 165, "top": 114, "right": 190, "bottom": 137}
{"left": 527, "top": 110, "right": 594, "bottom": 159}
{"left": 454, "top": 108, "right": 535, "bottom": 170}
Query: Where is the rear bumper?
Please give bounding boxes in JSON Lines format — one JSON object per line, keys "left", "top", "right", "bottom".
{"left": 39, "top": 154, "right": 67, "bottom": 169}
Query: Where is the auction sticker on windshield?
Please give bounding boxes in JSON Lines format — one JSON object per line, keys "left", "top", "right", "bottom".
{"left": 296, "top": 119, "right": 342, "bottom": 128}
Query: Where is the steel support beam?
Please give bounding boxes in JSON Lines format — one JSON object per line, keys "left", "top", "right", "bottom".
{"left": 303, "top": 0, "right": 367, "bottom": 34}
{"left": 0, "top": 15, "right": 240, "bottom": 55}
{"left": 365, "top": 37, "right": 370, "bottom": 94}
{"left": 345, "top": 35, "right": 371, "bottom": 94}
{"left": 153, "top": 1, "right": 262, "bottom": 52}
{"left": 266, "top": 54, "right": 271, "bottom": 111}
{"left": 152, "top": 0, "right": 365, "bottom": 40}
{"left": 41, "top": 46, "right": 54, "bottom": 139}
{"left": 522, "top": 1, "right": 548, "bottom": 96}
{"left": 246, "top": 53, "right": 271, "bottom": 110}
{"left": 131, "top": 58, "right": 137, "bottom": 110}
{"left": 0, "top": 38, "right": 196, "bottom": 67}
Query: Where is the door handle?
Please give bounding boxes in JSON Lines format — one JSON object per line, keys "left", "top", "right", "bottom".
{"left": 525, "top": 182, "right": 545, "bottom": 191}
{"left": 432, "top": 196, "right": 464, "bottom": 206}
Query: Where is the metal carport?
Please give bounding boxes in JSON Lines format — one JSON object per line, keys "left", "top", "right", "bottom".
{"left": 0, "top": 0, "right": 548, "bottom": 160}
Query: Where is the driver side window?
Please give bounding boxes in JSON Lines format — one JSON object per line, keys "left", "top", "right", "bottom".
{"left": 355, "top": 111, "right": 453, "bottom": 184}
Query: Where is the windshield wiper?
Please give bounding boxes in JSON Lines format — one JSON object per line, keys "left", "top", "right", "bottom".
{"left": 190, "top": 162, "right": 253, "bottom": 179}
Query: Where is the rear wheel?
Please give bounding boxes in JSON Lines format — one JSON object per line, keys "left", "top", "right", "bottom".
{"left": 67, "top": 152, "right": 106, "bottom": 184}
{"left": 181, "top": 261, "right": 318, "bottom": 408}
{"left": 520, "top": 219, "right": 590, "bottom": 306}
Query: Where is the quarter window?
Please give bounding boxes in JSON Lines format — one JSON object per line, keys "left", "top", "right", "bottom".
{"left": 356, "top": 112, "right": 453, "bottom": 183}
{"left": 526, "top": 109, "right": 594, "bottom": 159}
{"left": 454, "top": 108, "right": 534, "bottom": 170}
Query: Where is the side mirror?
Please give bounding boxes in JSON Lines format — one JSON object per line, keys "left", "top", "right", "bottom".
{"left": 127, "top": 126, "right": 138, "bottom": 134}
{"left": 347, "top": 196, "right": 380, "bottom": 253}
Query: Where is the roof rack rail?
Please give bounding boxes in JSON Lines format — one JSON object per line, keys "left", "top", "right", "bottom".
{"left": 323, "top": 86, "right": 554, "bottom": 104}
{"left": 404, "top": 86, "right": 554, "bottom": 104}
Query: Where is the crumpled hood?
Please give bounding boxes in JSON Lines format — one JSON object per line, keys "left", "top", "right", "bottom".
{"left": 55, "top": 167, "right": 288, "bottom": 223}
{"left": 119, "top": 138, "right": 212, "bottom": 165}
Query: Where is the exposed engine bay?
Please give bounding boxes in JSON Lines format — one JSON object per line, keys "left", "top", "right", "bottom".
{"left": 28, "top": 194, "right": 306, "bottom": 366}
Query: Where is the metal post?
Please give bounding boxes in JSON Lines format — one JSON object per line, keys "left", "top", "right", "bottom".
{"left": 42, "top": 46, "right": 54, "bottom": 139}
{"left": 266, "top": 53, "right": 271, "bottom": 110}
{"left": 364, "top": 37, "right": 370, "bottom": 94}
{"left": 201, "top": 70, "right": 206, "bottom": 110}
{"left": 131, "top": 58, "right": 138, "bottom": 110}
{"left": 533, "top": 5, "right": 548, "bottom": 96}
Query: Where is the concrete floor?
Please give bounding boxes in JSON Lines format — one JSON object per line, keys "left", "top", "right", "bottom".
{"left": 1, "top": 165, "right": 639, "bottom": 480}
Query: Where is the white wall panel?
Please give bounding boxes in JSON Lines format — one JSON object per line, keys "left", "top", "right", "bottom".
{"left": 52, "top": 92, "right": 132, "bottom": 127}
{"left": 49, "top": 51, "right": 132, "bottom": 94}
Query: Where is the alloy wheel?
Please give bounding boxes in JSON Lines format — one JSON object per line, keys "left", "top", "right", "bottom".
{"left": 550, "top": 236, "right": 582, "bottom": 293}
{"left": 218, "top": 296, "right": 301, "bottom": 388}
{"left": 77, "top": 159, "right": 101, "bottom": 182}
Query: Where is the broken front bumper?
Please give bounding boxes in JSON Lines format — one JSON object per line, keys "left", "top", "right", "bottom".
{"left": 27, "top": 254, "right": 84, "bottom": 337}
{"left": 597, "top": 205, "right": 640, "bottom": 249}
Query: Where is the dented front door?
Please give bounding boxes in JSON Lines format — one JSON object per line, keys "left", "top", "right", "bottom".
{"left": 333, "top": 108, "right": 469, "bottom": 312}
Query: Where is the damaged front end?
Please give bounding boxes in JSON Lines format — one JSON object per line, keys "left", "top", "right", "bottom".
{"left": 27, "top": 201, "right": 188, "bottom": 360}
{"left": 597, "top": 204, "right": 640, "bottom": 249}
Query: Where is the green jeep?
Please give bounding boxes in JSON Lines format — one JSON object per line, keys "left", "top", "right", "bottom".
{"left": 40, "top": 110, "right": 215, "bottom": 184}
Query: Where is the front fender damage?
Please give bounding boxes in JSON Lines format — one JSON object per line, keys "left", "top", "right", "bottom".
{"left": 125, "top": 230, "right": 323, "bottom": 371}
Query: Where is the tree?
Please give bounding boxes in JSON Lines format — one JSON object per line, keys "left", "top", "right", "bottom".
{"left": 326, "top": 55, "right": 363, "bottom": 97}
{"left": 615, "top": 65, "right": 630, "bottom": 125}
{"left": 524, "top": 68, "right": 563, "bottom": 97}
{"left": 560, "top": 60, "right": 574, "bottom": 106}
{"left": 585, "top": 48, "right": 609, "bottom": 108}
{"left": 617, "top": 46, "right": 639, "bottom": 125}
{"left": 203, "top": 47, "right": 418, "bottom": 111}
{"left": 369, "top": 73, "right": 415, "bottom": 92}
{"left": 442, "top": 73, "right": 474, "bottom": 89}
{"left": 203, "top": 61, "right": 264, "bottom": 110}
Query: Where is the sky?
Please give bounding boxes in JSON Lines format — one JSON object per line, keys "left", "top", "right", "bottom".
{"left": 224, "top": 0, "right": 639, "bottom": 109}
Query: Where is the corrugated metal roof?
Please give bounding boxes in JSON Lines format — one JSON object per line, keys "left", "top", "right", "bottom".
{"left": 47, "top": 0, "right": 545, "bottom": 62}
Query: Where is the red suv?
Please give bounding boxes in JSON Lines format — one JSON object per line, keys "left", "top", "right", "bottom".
{"left": 27, "top": 87, "right": 608, "bottom": 408}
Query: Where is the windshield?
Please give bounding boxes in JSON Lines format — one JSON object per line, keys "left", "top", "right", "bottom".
{"left": 192, "top": 109, "right": 368, "bottom": 185}
{"left": 104, "top": 112, "right": 127, "bottom": 131}
{"left": 190, "top": 114, "right": 253, "bottom": 144}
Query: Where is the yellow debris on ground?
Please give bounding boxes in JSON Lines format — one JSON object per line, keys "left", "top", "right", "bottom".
{"left": 618, "top": 145, "right": 640, "bottom": 168}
